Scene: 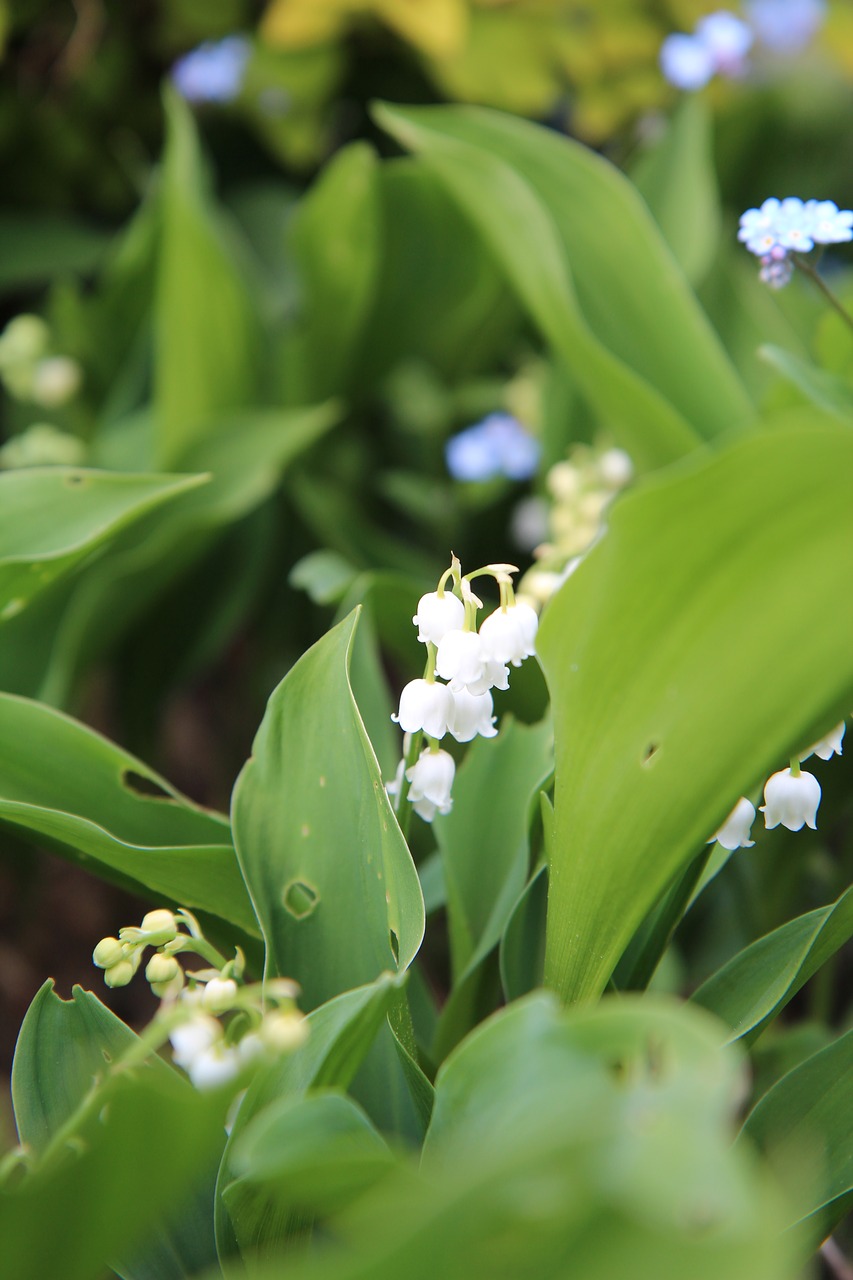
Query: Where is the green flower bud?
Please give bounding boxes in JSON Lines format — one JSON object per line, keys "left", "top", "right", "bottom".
{"left": 261, "top": 1011, "right": 308, "bottom": 1053}
{"left": 139, "top": 909, "right": 178, "bottom": 942}
{"left": 145, "top": 953, "right": 180, "bottom": 985}
{"left": 92, "top": 937, "right": 124, "bottom": 969}
{"left": 104, "top": 959, "right": 135, "bottom": 988}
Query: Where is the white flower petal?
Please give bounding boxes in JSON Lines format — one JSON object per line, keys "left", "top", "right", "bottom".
{"left": 760, "top": 768, "right": 821, "bottom": 832}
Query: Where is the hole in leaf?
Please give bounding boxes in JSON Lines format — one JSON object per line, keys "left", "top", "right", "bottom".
{"left": 102, "top": 1049, "right": 112, "bottom": 1063}
{"left": 63, "top": 472, "right": 87, "bottom": 487}
{"left": 121, "top": 769, "right": 173, "bottom": 800}
{"left": 389, "top": 929, "right": 399, "bottom": 963}
{"left": 282, "top": 880, "right": 319, "bottom": 920}
{"left": 641, "top": 742, "right": 660, "bottom": 767}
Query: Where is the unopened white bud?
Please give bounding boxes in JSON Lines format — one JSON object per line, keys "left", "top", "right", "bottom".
{"left": 146, "top": 953, "right": 180, "bottom": 985}
{"left": 201, "top": 977, "right": 239, "bottom": 1013}
{"left": 31, "top": 356, "right": 81, "bottom": 408}
{"left": 261, "top": 1011, "right": 309, "bottom": 1052}
{"left": 93, "top": 936, "right": 124, "bottom": 969}
{"left": 140, "top": 910, "right": 178, "bottom": 942}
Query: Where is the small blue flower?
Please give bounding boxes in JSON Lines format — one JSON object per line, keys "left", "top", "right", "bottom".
{"left": 171, "top": 35, "right": 251, "bottom": 105}
{"left": 744, "top": 0, "right": 826, "bottom": 52}
{"left": 660, "top": 9, "right": 752, "bottom": 89}
{"left": 445, "top": 414, "right": 540, "bottom": 483}
{"left": 660, "top": 34, "right": 716, "bottom": 90}
{"left": 739, "top": 195, "right": 853, "bottom": 288}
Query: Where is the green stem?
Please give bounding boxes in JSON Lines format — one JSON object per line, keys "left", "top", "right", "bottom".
{"left": 792, "top": 255, "right": 853, "bottom": 335}
{"left": 394, "top": 729, "right": 423, "bottom": 843}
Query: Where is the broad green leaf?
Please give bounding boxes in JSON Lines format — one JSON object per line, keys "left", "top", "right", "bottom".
{"left": 215, "top": 974, "right": 406, "bottom": 1266}
{"left": 743, "top": 1029, "right": 853, "bottom": 1245}
{"left": 283, "top": 142, "right": 380, "bottom": 401}
{"left": 0, "top": 212, "right": 107, "bottom": 292}
{"left": 759, "top": 344, "right": 853, "bottom": 423}
{"left": 233, "top": 995, "right": 792, "bottom": 1280}
{"left": 155, "top": 90, "right": 259, "bottom": 466}
{"left": 435, "top": 717, "right": 553, "bottom": 982}
{"left": 231, "top": 608, "right": 423, "bottom": 1009}
{"left": 0, "top": 692, "right": 256, "bottom": 934}
{"left": 10, "top": 983, "right": 223, "bottom": 1280}
{"left": 499, "top": 861, "right": 547, "bottom": 1001}
{"left": 27, "top": 404, "right": 337, "bottom": 707}
{"left": 375, "top": 103, "right": 755, "bottom": 469}
{"left": 536, "top": 421, "right": 853, "bottom": 1003}
{"left": 630, "top": 97, "right": 720, "bottom": 285}
{"left": 692, "top": 885, "right": 853, "bottom": 1043}
{"left": 0, "top": 468, "right": 204, "bottom": 624}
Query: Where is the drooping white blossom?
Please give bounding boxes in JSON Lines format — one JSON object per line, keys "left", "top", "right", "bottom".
{"left": 405, "top": 748, "right": 455, "bottom": 822}
{"left": 802, "top": 721, "right": 845, "bottom": 761}
{"left": 435, "top": 628, "right": 488, "bottom": 691}
{"left": 448, "top": 687, "right": 497, "bottom": 743}
{"left": 709, "top": 797, "right": 756, "bottom": 850}
{"left": 392, "top": 678, "right": 454, "bottom": 739}
{"left": 760, "top": 768, "right": 821, "bottom": 831}
{"left": 412, "top": 591, "right": 465, "bottom": 645}
{"left": 478, "top": 601, "right": 538, "bottom": 667}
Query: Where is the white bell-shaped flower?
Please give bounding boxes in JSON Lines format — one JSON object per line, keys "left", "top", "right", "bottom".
{"left": 760, "top": 768, "right": 821, "bottom": 832}
{"left": 802, "top": 721, "right": 845, "bottom": 762}
{"left": 448, "top": 687, "right": 497, "bottom": 743}
{"left": 435, "top": 628, "right": 488, "bottom": 691}
{"left": 405, "top": 747, "right": 455, "bottom": 822}
{"left": 169, "top": 1011, "right": 222, "bottom": 1072}
{"left": 709, "top": 797, "right": 755, "bottom": 850}
{"left": 186, "top": 1042, "right": 244, "bottom": 1091}
{"left": 412, "top": 591, "right": 464, "bottom": 645}
{"left": 392, "top": 678, "right": 454, "bottom": 739}
{"left": 479, "top": 601, "right": 538, "bottom": 667}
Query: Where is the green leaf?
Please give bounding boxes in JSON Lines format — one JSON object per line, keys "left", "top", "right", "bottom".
{"left": 499, "top": 861, "right": 547, "bottom": 1001}
{"left": 231, "top": 608, "right": 423, "bottom": 1009}
{"left": 630, "top": 97, "right": 720, "bottom": 286}
{"left": 375, "top": 102, "right": 754, "bottom": 469}
{"left": 155, "top": 89, "right": 259, "bottom": 467}
{"left": 536, "top": 421, "right": 853, "bottom": 1003}
{"left": 9, "top": 983, "right": 223, "bottom": 1280}
{"left": 215, "top": 974, "right": 406, "bottom": 1266}
{"left": 435, "top": 717, "right": 553, "bottom": 983}
{"left": 0, "top": 468, "right": 205, "bottom": 624}
{"left": 284, "top": 142, "right": 380, "bottom": 401}
{"left": 759, "top": 344, "right": 853, "bottom": 423}
{"left": 692, "top": 885, "right": 853, "bottom": 1043}
{"left": 742, "top": 1029, "right": 853, "bottom": 1245}
{"left": 0, "top": 692, "right": 256, "bottom": 934}
{"left": 0, "top": 212, "right": 107, "bottom": 292}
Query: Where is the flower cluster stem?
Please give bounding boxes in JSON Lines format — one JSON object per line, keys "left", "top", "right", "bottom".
{"left": 792, "top": 254, "right": 853, "bottom": 334}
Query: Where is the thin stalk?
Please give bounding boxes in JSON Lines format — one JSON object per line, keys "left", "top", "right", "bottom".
{"left": 793, "top": 254, "right": 853, "bottom": 335}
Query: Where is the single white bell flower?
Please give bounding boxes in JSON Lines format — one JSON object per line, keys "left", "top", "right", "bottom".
{"left": 405, "top": 748, "right": 455, "bottom": 821}
{"left": 435, "top": 628, "right": 488, "bottom": 691}
{"left": 392, "top": 678, "right": 454, "bottom": 739}
{"left": 201, "top": 976, "right": 239, "bottom": 1014}
{"left": 186, "top": 1042, "right": 244, "bottom": 1091}
{"left": 760, "top": 768, "right": 821, "bottom": 832}
{"left": 448, "top": 687, "right": 497, "bottom": 743}
{"left": 709, "top": 797, "right": 755, "bottom": 850}
{"left": 169, "top": 1011, "right": 222, "bottom": 1072}
{"left": 412, "top": 591, "right": 465, "bottom": 645}
{"left": 479, "top": 601, "right": 538, "bottom": 666}
{"left": 802, "top": 721, "right": 845, "bottom": 762}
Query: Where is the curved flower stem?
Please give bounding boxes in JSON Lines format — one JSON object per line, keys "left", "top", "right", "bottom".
{"left": 792, "top": 254, "right": 853, "bottom": 334}
{"left": 394, "top": 729, "right": 423, "bottom": 842}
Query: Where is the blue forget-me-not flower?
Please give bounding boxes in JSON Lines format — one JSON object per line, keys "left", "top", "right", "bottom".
{"left": 445, "top": 413, "right": 540, "bottom": 483}
{"left": 171, "top": 35, "right": 251, "bottom": 105}
{"left": 738, "top": 196, "right": 853, "bottom": 288}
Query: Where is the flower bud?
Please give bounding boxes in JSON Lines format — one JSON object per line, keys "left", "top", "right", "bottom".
{"left": 146, "top": 953, "right": 180, "bottom": 985}
{"left": 140, "top": 910, "right": 178, "bottom": 942}
{"left": 405, "top": 748, "right": 455, "bottom": 822}
{"left": 201, "top": 977, "right": 239, "bottom": 1013}
{"left": 104, "top": 959, "right": 135, "bottom": 988}
{"left": 261, "top": 1011, "right": 309, "bottom": 1052}
{"left": 92, "top": 936, "right": 124, "bottom": 969}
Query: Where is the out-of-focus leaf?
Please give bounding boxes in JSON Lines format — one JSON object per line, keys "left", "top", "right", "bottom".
{"left": 759, "top": 344, "right": 853, "bottom": 422}
{"left": 155, "top": 89, "right": 259, "bottom": 466}
{"left": 8, "top": 983, "right": 224, "bottom": 1280}
{"left": 0, "top": 213, "right": 107, "bottom": 292}
{"left": 743, "top": 1029, "right": 853, "bottom": 1246}
{"left": 376, "top": 103, "right": 755, "bottom": 470}
{"left": 289, "top": 550, "right": 360, "bottom": 606}
{"left": 536, "top": 421, "right": 853, "bottom": 1003}
{"left": 283, "top": 142, "right": 380, "bottom": 402}
{"left": 630, "top": 97, "right": 720, "bottom": 285}
{"left": 0, "top": 692, "right": 255, "bottom": 933}
{"left": 499, "top": 861, "right": 547, "bottom": 1001}
{"left": 0, "top": 468, "right": 204, "bottom": 624}
{"left": 692, "top": 886, "right": 853, "bottom": 1043}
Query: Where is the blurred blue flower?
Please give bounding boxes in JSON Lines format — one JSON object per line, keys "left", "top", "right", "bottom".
{"left": 171, "top": 35, "right": 251, "bottom": 105}
{"left": 744, "top": 0, "right": 826, "bottom": 51}
{"left": 660, "top": 10, "right": 752, "bottom": 89}
{"left": 445, "top": 414, "right": 540, "bottom": 483}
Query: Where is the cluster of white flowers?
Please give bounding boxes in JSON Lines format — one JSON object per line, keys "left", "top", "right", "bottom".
{"left": 514, "top": 443, "right": 634, "bottom": 608}
{"left": 387, "top": 557, "right": 538, "bottom": 822}
{"left": 710, "top": 720, "right": 846, "bottom": 850}
{"left": 93, "top": 907, "right": 307, "bottom": 1090}
{"left": 738, "top": 197, "right": 853, "bottom": 289}
{"left": 0, "top": 314, "right": 82, "bottom": 409}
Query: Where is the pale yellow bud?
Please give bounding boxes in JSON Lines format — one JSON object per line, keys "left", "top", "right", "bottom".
{"left": 104, "top": 959, "right": 135, "bottom": 988}
{"left": 146, "top": 953, "right": 180, "bottom": 985}
{"left": 93, "top": 937, "right": 124, "bottom": 969}
{"left": 261, "top": 1011, "right": 309, "bottom": 1053}
{"left": 201, "top": 977, "right": 239, "bottom": 1014}
{"left": 140, "top": 910, "right": 178, "bottom": 942}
